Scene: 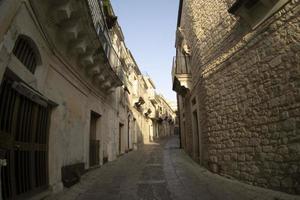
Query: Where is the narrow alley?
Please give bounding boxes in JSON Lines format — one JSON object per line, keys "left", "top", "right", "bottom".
{"left": 46, "top": 136, "right": 300, "bottom": 200}
{"left": 0, "top": 0, "right": 300, "bottom": 199}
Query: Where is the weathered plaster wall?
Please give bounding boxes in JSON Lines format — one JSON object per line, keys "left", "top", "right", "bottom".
{"left": 45, "top": 66, "right": 122, "bottom": 191}
{"left": 180, "top": 0, "right": 300, "bottom": 194}
{"left": 0, "top": 1, "right": 122, "bottom": 193}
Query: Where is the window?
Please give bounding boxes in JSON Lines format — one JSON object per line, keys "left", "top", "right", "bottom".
{"left": 229, "top": 0, "right": 289, "bottom": 29}
{"left": 13, "top": 35, "right": 40, "bottom": 73}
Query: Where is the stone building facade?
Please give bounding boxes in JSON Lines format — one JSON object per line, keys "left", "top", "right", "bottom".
{"left": 0, "top": 0, "right": 175, "bottom": 199}
{"left": 173, "top": 0, "right": 300, "bottom": 195}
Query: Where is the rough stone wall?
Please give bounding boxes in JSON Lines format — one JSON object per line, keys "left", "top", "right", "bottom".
{"left": 180, "top": 0, "right": 238, "bottom": 80}
{"left": 180, "top": 0, "right": 300, "bottom": 194}
{"left": 178, "top": 96, "right": 186, "bottom": 149}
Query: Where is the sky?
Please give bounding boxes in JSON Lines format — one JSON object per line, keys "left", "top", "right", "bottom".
{"left": 110, "top": 0, "right": 179, "bottom": 102}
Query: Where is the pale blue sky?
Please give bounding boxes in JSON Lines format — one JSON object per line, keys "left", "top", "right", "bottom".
{"left": 111, "top": 0, "right": 179, "bottom": 101}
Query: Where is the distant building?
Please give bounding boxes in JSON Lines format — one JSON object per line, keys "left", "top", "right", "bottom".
{"left": 167, "top": 101, "right": 178, "bottom": 112}
{"left": 173, "top": 0, "right": 300, "bottom": 195}
{"left": 154, "top": 94, "right": 177, "bottom": 138}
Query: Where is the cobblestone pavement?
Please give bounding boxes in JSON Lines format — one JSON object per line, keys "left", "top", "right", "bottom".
{"left": 46, "top": 136, "right": 300, "bottom": 200}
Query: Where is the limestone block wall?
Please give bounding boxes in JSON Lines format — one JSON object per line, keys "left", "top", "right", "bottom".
{"left": 181, "top": 93, "right": 194, "bottom": 158}
{"left": 180, "top": 0, "right": 300, "bottom": 194}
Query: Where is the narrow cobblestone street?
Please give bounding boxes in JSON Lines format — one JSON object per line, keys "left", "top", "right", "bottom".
{"left": 1, "top": 1, "right": 300, "bottom": 200}
{"left": 46, "top": 136, "right": 300, "bottom": 200}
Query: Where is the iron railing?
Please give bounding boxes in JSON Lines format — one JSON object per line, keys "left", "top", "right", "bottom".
{"left": 172, "top": 55, "right": 191, "bottom": 75}
{"left": 88, "top": 0, "right": 126, "bottom": 86}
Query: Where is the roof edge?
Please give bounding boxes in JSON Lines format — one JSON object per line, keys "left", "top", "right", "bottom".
{"left": 177, "top": 0, "right": 183, "bottom": 27}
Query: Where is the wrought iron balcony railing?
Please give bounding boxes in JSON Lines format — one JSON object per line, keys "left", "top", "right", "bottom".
{"left": 172, "top": 55, "right": 192, "bottom": 94}
{"left": 172, "top": 55, "right": 191, "bottom": 76}
{"left": 88, "top": 0, "right": 125, "bottom": 85}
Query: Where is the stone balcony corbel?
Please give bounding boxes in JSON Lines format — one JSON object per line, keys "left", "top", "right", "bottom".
{"left": 94, "top": 54, "right": 106, "bottom": 65}
{"left": 69, "top": 39, "right": 87, "bottom": 55}
{"left": 107, "top": 82, "right": 119, "bottom": 93}
{"left": 51, "top": 1, "right": 73, "bottom": 23}
{"left": 61, "top": 23, "right": 80, "bottom": 41}
{"left": 87, "top": 65, "right": 101, "bottom": 77}
{"left": 175, "top": 27, "right": 184, "bottom": 48}
{"left": 95, "top": 74, "right": 106, "bottom": 84}
{"left": 107, "top": 88, "right": 116, "bottom": 94}
{"left": 101, "top": 81, "right": 111, "bottom": 90}
{"left": 30, "top": 0, "right": 123, "bottom": 93}
{"left": 176, "top": 27, "right": 191, "bottom": 56}
{"left": 110, "top": 80, "right": 119, "bottom": 88}
{"left": 80, "top": 53, "right": 94, "bottom": 67}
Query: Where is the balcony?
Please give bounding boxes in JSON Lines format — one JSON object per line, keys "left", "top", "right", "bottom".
{"left": 135, "top": 97, "right": 145, "bottom": 107}
{"left": 117, "top": 68, "right": 131, "bottom": 91}
{"left": 172, "top": 56, "right": 192, "bottom": 95}
{"left": 92, "top": 1, "right": 128, "bottom": 87}
{"left": 144, "top": 108, "right": 152, "bottom": 118}
{"left": 152, "top": 110, "right": 163, "bottom": 122}
{"left": 30, "top": 0, "right": 124, "bottom": 93}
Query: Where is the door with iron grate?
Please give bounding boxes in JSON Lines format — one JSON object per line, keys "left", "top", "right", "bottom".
{"left": 0, "top": 73, "right": 50, "bottom": 200}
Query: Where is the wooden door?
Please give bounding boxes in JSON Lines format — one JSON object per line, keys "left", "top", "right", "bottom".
{"left": 0, "top": 74, "right": 50, "bottom": 200}
{"left": 119, "top": 123, "right": 123, "bottom": 155}
{"left": 89, "top": 112, "right": 100, "bottom": 167}
{"left": 127, "top": 116, "right": 130, "bottom": 150}
{"left": 192, "top": 111, "right": 200, "bottom": 163}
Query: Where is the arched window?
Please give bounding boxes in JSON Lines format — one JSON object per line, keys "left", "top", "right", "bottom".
{"left": 12, "top": 35, "right": 40, "bottom": 73}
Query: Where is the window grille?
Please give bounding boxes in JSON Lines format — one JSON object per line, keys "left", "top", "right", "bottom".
{"left": 13, "top": 36, "right": 38, "bottom": 73}
{"left": 0, "top": 75, "right": 50, "bottom": 199}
